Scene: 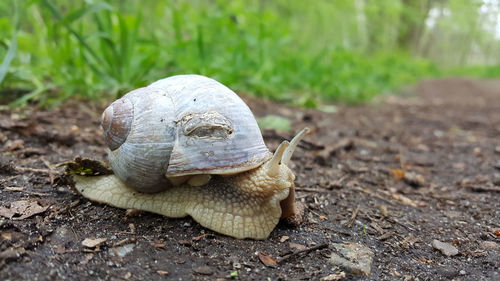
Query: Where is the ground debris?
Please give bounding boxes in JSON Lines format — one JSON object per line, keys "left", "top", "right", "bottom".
{"left": 321, "top": 271, "right": 346, "bottom": 281}
{"left": 0, "top": 160, "right": 17, "bottom": 175}
{"left": 280, "top": 236, "right": 289, "bottom": 243}
{"left": 0, "top": 247, "right": 27, "bottom": 261}
{"left": 479, "top": 241, "right": 500, "bottom": 250}
{"left": 391, "top": 169, "right": 405, "bottom": 179}
{"left": 278, "top": 243, "right": 328, "bottom": 264}
{"left": 1, "top": 78, "right": 500, "bottom": 280}
{"left": 1, "top": 139, "right": 24, "bottom": 151}
{"left": 157, "top": 270, "right": 169, "bottom": 276}
{"left": 61, "top": 157, "right": 113, "bottom": 176}
{"left": 0, "top": 200, "right": 49, "bottom": 220}
{"left": 328, "top": 242, "right": 374, "bottom": 275}
{"left": 390, "top": 193, "right": 428, "bottom": 207}
{"left": 432, "top": 239, "right": 459, "bottom": 256}
{"left": 258, "top": 252, "right": 277, "bottom": 267}
{"left": 109, "top": 243, "right": 135, "bottom": 257}
{"left": 288, "top": 242, "right": 307, "bottom": 251}
{"left": 82, "top": 237, "right": 107, "bottom": 248}
{"left": 192, "top": 265, "right": 214, "bottom": 275}
{"left": 403, "top": 172, "right": 425, "bottom": 187}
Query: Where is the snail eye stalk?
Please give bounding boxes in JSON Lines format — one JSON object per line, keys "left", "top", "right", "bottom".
{"left": 282, "top": 127, "right": 310, "bottom": 165}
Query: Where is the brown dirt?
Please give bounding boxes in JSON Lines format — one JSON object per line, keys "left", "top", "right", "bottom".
{"left": 0, "top": 78, "right": 499, "bottom": 280}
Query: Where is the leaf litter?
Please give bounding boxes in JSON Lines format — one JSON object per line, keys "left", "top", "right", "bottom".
{"left": 0, "top": 78, "right": 499, "bottom": 280}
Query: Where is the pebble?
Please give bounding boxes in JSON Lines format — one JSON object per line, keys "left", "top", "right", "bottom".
{"left": 328, "top": 242, "right": 374, "bottom": 275}
{"left": 192, "top": 266, "right": 213, "bottom": 275}
{"left": 109, "top": 243, "right": 135, "bottom": 257}
{"left": 432, "top": 240, "right": 458, "bottom": 256}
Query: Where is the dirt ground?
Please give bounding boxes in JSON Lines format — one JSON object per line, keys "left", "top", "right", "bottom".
{"left": 0, "top": 78, "right": 499, "bottom": 281}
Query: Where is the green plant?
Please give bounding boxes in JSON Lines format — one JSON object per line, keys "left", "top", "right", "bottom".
{"left": 0, "top": 0, "right": 497, "bottom": 107}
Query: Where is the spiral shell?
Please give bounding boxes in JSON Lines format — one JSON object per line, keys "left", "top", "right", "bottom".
{"left": 101, "top": 75, "right": 271, "bottom": 193}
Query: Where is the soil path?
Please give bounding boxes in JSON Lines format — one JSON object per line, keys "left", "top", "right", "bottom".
{"left": 0, "top": 78, "right": 499, "bottom": 280}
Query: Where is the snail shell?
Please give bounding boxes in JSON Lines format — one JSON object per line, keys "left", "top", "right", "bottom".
{"left": 101, "top": 75, "right": 271, "bottom": 193}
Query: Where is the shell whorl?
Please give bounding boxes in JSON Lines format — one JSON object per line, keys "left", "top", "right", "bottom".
{"left": 102, "top": 98, "right": 134, "bottom": 151}
{"left": 102, "top": 75, "right": 271, "bottom": 193}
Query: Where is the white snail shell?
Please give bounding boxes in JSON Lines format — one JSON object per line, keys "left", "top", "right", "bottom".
{"left": 102, "top": 75, "right": 271, "bottom": 193}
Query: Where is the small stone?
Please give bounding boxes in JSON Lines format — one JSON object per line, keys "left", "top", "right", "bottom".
{"left": 403, "top": 172, "right": 425, "bottom": 187}
{"left": 459, "top": 270, "right": 466, "bottom": 275}
{"left": 157, "top": 270, "right": 168, "bottom": 276}
{"left": 280, "top": 236, "right": 289, "bottom": 243}
{"left": 109, "top": 243, "right": 135, "bottom": 257}
{"left": 432, "top": 240, "right": 458, "bottom": 256}
{"left": 329, "top": 242, "right": 374, "bottom": 275}
{"left": 192, "top": 266, "right": 213, "bottom": 275}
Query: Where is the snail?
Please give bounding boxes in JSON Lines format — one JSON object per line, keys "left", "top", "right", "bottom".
{"left": 72, "top": 74, "right": 309, "bottom": 239}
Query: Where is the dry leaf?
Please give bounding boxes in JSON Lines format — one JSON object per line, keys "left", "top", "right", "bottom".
{"left": 82, "top": 237, "right": 107, "bottom": 248}
{"left": 280, "top": 236, "right": 289, "bottom": 243}
{"left": 0, "top": 200, "right": 49, "bottom": 220}
{"left": 391, "top": 169, "right": 405, "bottom": 179}
{"left": 258, "top": 252, "right": 277, "bottom": 267}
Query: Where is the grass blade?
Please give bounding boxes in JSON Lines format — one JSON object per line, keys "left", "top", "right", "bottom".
{"left": 61, "top": 2, "right": 113, "bottom": 25}
{"left": 0, "top": 33, "right": 17, "bottom": 86}
{"left": 0, "top": 0, "right": 18, "bottom": 86}
{"left": 10, "top": 86, "right": 50, "bottom": 107}
{"left": 41, "top": 0, "right": 104, "bottom": 65}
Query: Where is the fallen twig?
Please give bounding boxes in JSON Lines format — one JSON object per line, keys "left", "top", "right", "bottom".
{"left": 2, "top": 186, "right": 50, "bottom": 196}
{"left": 295, "top": 187, "right": 329, "bottom": 192}
{"left": 0, "top": 175, "right": 17, "bottom": 185}
{"left": 41, "top": 157, "right": 57, "bottom": 186}
{"left": 346, "top": 204, "right": 360, "bottom": 228}
{"left": 16, "top": 166, "right": 51, "bottom": 174}
{"left": 277, "top": 243, "right": 328, "bottom": 264}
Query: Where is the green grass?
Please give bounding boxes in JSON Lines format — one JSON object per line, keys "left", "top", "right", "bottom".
{"left": 0, "top": 0, "right": 496, "bottom": 107}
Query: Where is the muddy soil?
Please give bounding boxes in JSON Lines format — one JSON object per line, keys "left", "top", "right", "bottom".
{"left": 0, "top": 78, "right": 499, "bottom": 281}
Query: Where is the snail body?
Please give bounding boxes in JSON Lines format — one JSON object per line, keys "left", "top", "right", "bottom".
{"left": 74, "top": 75, "right": 308, "bottom": 239}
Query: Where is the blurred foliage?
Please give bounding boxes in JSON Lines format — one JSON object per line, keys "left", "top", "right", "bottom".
{"left": 257, "top": 115, "right": 291, "bottom": 132}
{"left": 0, "top": 0, "right": 498, "bottom": 107}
